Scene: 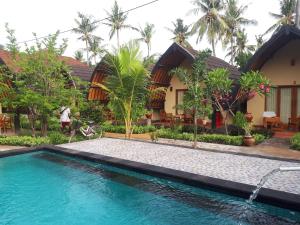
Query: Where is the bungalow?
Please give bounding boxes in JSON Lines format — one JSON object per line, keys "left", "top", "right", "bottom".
{"left": 244, "top": 25, "right": 300, "bottom": 129}
{"left": 0, "top": 49, "right": 93, "bottom": 122}
{"left": 88, "top": 42, "right": 240, "bottom": 127}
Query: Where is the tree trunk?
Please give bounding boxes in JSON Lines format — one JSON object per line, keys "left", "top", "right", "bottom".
{"left": 147, "top": 44, "right": 150, "bottom": 58}
{"left": 14, "top": 110, "right": 21, "bottom": 135}
{"left": 85, "top": 39, "right": 89, "bottom": 65}
{"left": 40, "top": 116, "right": 48, "bottom": 137}
{"left": 230, "top": 36, "right": 234, "bottom": 65}
{"left": 117, "top": 29, "right": 120, "bottom": 49}
{"left": 211, "top": 38, "right": 216, "bottom": 56}
{"left": 28, "top": 110, "right": 36, "bottom": 137}
{"left": 296, "top": 0, "right": 300, "bottom": 28}
{"left": 193, "top": 113, "right": 198, "bottom": 148}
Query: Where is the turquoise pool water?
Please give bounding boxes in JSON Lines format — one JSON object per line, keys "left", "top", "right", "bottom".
{"left": 0, "top": 151, "right": 299, "bottom": 225}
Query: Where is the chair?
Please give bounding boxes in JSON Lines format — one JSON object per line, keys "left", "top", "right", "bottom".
{"left": 262, "top": 112, "right": 282, "bottom": 129}
{"left": 0, "top": 114, "right": 5, "bottom": 133}
{"left": 160, "top": 110, "right": 169, "bottom": 123}
{"left": 183, "top": 113, "right": 193, "bottom": 124}
{"left": 3, "top": 115, "right": 13, "bottom": 133}
{"left": 288, "top": 117, "right": 300, "bottom": 131}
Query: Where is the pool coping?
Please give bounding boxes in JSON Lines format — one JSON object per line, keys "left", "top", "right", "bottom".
{"left": 1, "top": 144, "right": 300, "bottom": 212}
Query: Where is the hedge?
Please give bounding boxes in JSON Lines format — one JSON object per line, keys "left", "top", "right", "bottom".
{"left": 290, "top": 133, "right": 300, "bottom": 150}
{"left": 0, "top": 136, "right": 50, "bottom": 146}
{"left": 102, "top": 124, "right": 156, "bottom": 134}
{"left": 156, "top": 129, "right": 265, "bottom": 146}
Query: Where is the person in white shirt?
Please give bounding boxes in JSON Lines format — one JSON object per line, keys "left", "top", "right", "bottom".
{"left": 60, "top": 106, "right": 71, "bottom": 134}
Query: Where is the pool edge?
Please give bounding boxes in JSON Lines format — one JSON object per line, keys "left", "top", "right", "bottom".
{"left": 1, "top": 144, "right": 300, "bottom": 212}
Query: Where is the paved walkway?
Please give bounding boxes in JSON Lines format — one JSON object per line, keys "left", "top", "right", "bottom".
{"left": 60, "top": 138, "right": 300, "bottom": 195}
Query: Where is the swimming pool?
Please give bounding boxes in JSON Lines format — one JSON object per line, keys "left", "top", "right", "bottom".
{"left": 0, "top": 151, "right": 299, "bottom": 225}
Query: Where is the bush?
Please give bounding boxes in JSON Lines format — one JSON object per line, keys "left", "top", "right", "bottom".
{"left": 156, "top": 128, "right": 243, "bottom": 146}
{"left": 48, "top": 132, "right": 69, "bottom": 145}
{"left": 290, "top": 133, "right": 300, "bottom": 150}
{"left": 253, "top": 134, "right": 266, "bottom": 144}
{"left": 0, "top": 136, "right": 50, "bottom": 146}
{"left": 102, "top": 123, "right": 156, "bottom": 134}
{"left": 252, "top": 128, "right": 274, "bottom": 139}
{"left": 198, "top": 134, "right": 243, "bottom": 146}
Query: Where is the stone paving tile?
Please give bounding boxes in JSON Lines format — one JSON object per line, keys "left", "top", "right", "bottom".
{"left": 60, "top": 138, "right": 300, "bottom": 195}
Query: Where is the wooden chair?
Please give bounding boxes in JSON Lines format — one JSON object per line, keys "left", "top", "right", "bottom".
{"left": 288, "top": 117, "right": 300, "bottom": 131}
{"left": 0, "top": 114, "right": 5, "bottom": 133}
{"left": 3, "top": 115, "right": 12, "bottom": 133}
{"left": 183, "top": 113, "right": 193, "bottom": 124}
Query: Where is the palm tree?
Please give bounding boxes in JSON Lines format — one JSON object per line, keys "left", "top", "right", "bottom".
{"left": 255, "top": 35, "right": 264, "bottom": 50}
{"left": 92, "top": 42, "right": 149, "bottom": 138}
{"left": 74, "top": 50, "right": 84, "bottom": 62}
{"left": 189, "top": 0, "right": 227, "bottom": 56}
{"left": 223, "top": 0, "right": 257, "bottom": 64}
{"left": 265, "top": 0, "right": 296, "bottom": 35}
{"left": 88, "top": 36, "right": 106, "bottom": 66}
{"left": 226, "top": 29, "right": 255, "bottom": 61}
{"left": 103, "top": 1, "right": 137, "bottom": 48}
{"left": 166, "top": 18, "right": 191, "bottom": 47}
{"left": 136, "top": 23, "right": 155, "bottom": 57}
{"left": 73, "top": 12, "right": 98, "bottom": 65}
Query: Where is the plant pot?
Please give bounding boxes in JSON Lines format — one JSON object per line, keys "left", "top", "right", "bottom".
{"left": 245, "top": 112, "right": 253, "bottom": 122}
{"left": 243, "top": 135, "right": 255, "bottom": 146}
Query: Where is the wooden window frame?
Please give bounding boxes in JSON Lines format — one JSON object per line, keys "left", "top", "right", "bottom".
{"left": 175, "top": 89, "right": 188, "bottom": 115}
{"left": 265, "top": 85, "right": 300, "bottom": 121}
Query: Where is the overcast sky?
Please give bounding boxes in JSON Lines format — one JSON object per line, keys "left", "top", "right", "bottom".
{"left": 0, "top": 0, "right": 279, "bottom": 62}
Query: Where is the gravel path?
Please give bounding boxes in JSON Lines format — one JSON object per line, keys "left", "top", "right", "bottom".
{"left": 60, "top": 138, "right": 300, "bottom": 195}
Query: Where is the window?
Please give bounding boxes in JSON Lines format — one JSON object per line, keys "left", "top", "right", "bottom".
{"left": 176, "top": 89, "right": 187, "bottom": 114}
{"left": 266, "top": 87, "right": 277, "bottom": 112}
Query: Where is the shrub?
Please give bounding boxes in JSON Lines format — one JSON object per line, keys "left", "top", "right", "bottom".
{"left": 252, "top": 128, "right": 274, "bottom": 139}
{"left": 48, "top": 132, "right": 69, "bottom": 145}
{"left": 0, "top": 136, "right": 50, "bottom": 146}
{"left": 253, "top": 134, "right": 266, "bottom": 144}
{"left": 102, "top": 123, "right": 156, "bottom": 134}
{"left": 156, "top": 128, "right": 243, "bottom": 146}
{"left": 290, "top": 133, "right": 300, "bottom": 150}
{"left": 198, "top": 134, "right": 243, "bottom": 146}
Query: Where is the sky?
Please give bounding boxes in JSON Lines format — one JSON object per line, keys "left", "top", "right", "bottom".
{"left": 0, "top": 0, "right": 279, "bottom": 63}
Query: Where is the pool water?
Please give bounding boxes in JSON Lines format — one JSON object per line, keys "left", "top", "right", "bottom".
{"left": 0, "top": 151, "right": 299, "bottom": 225}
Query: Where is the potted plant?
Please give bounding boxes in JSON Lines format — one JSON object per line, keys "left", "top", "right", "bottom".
{"left": 145, "top": 109, "right": 153, "bottom": 126}
{"left": 233, "top": 112, "right": 255, "bottom": 146}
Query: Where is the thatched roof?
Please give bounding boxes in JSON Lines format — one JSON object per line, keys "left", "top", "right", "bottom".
{"left": 244, "top": 25, "right": 300, "bottom": 71}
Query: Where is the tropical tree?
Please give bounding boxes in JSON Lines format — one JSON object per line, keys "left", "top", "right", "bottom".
{"left": 223, "top": 0, "right": 257, "bottom": 64}
{"left": 205, "top": 69, "right": 270, "bottom": 134}
{"left": 92, "top": 42, "right": 149, "bottom": 138}
{"left": 166, "top": 18, "right": 191, "bottom": 47}
{"left": 73, "top": 12, "right": 99, "bottom": 64}
{"left": 255, "top": 35, "right": 264, "bottom": 50}
{"left": 171, "top": 51, "right": 212, "bottom": 148}
{"left": 226, "top": 29, "right": 255, "bottom": 65}
{"left": 136, "top": 23, "right": 155, "bottom": 57}
{"left": 265, "top": 0, "right": 296, "bottom": 35}
{"left": 88, "top": 36, "right": 106, "bottom": 66}
{"left": 74, "top": 50, "right": 84, "bottom": 61}
{"left": 189, "top": 0, "right": 227, "bottom": 56}
{"left": 103, "top": 1, "right": 137, "bottom": 48}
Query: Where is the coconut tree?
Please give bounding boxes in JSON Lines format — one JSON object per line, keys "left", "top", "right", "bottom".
{"left": 92, "top": 42, "right": 149, "bottom": 138}
{"left": 103, "top": 1, "right": 137, "bottom": 48}
{"left": 265, "top": 0, "right": 296, "bottom": 35}
{"left": 74, "top": 50, "right": 84, "bottom": 62}
{"left": 223, "top": 0, "right": 257, "bottom": 64}
{"left": 226, "top": 29, "right": 255, "bottom": 62}
{"left": 166, "top": 18, "right": 191, "bottom": 47}
{"left": 73, "top": 12, "right": 98, "bottom": 65}
{"left": 88, "top": 36, "right": 106, "bottom": 66}
{"left": 136, "top": 23, "right": 155, "bottom": 57}
{"left": 189, "top": 0, "right": 227, "bottom": 56}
